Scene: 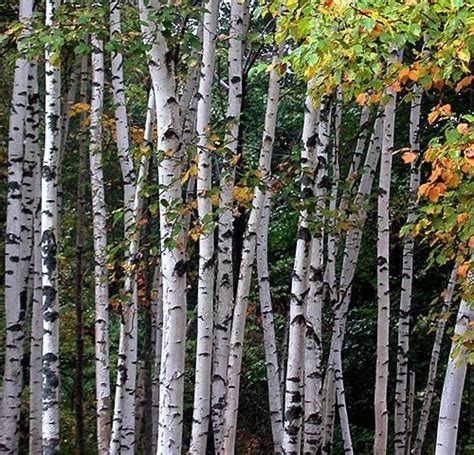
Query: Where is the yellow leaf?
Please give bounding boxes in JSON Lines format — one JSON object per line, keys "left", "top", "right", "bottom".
{"left": 457, "top": 123, "right": 469, "bottom": 135}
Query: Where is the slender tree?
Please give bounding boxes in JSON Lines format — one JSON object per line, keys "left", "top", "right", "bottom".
{"left": 42, "top": 0, "right": 62, "bottom": 452}
{"left": 435, "top": 276, "right": 473, "bottom": 454}
{"left": 394, "top": 84, "right": 422, "bottom": 455}
{"left": 212, "top": 0, "right": 246, "bottom": 447}
{"left": 89, "top": 8, "right": 111, "bottom": 452}
{"left": 412, "top": 266, "right": 457, "bottom": 455}
{"left": 374, "top": 47, "right": 402, "bottom": 454}
{"left": 189, "top": 0, "right": 219, "bottom": 451}
{"left": 139, "top": 1, "right": 187, "bottom": 452}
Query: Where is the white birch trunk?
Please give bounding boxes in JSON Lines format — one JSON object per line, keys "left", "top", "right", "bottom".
{"left": 223, "top": 39, "right": 284, "bottom": 454}
{"left": 42, "top": 1, "right": 62, "bottom": 452}
{"left": 139, "top": 2, "right": 187, "bottom": 452}
{"left": 304, "top": 95, "right": 331, "bottom": 454}
{"left": 27, "top": 60, "right": 43, "bottom": 455}
{"left": 412, "top": 266, "right": 457, "bottom": 455}
{"left": 394, "top": 85, "right": 422, "bottom": 455}
{"left": 322, "top": 112, "right": 384, "bottom": 452}
{"left": 283, "top": 82, "right": 318, "bottom": 454}
{"left": 374, "top": 47, "right": 402, "bottom": 455}
{"left": 0, "top": 1, "right": 33, "bottom": 450}
{"left": 212, "top": 0, "right": 246, "bottom": 448}
{"left": 435, "top": 282, "right": 473, "bottom": 455}
{"left": 110, "top": 0, "right": 136, "bottom": 233}
{"left": 257, "top": 192, "right": 284, "bottom": 453}
{"left": 189, "top": 0, "right": 219, "bottom": 451}
{"left": 88, "top": 15, "right": 111, "bottom": 454}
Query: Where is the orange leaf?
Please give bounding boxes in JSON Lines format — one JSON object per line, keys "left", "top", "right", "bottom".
{"left": 408, "top": 69, "right": 421, "bottom": 81}
{"left": 398, "top": 68, "right": 410, "bottom": 83}
{"left": 457, "top": 263, "right": 469, "bottom": 277}
{"left": 356, "top": 92, "right": 369, "bottom": 106}
{"left": 401, "top": 151, "right": 417, "bottom": 164}
{"left": 455, "top": 75, "right": 474, "bottom": 93}
{"left": 390, "top": 81, "right": 402, "bottom": 93}
{"left": 468, "top": 236, "right": 474, "bottom": 248}
{"left": 428, "top": 185, "right": 441, "bottom": 202}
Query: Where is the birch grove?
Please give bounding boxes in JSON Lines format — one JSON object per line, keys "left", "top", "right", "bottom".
{"left": 0, "top": 1, "right": 472, "bottom": 454}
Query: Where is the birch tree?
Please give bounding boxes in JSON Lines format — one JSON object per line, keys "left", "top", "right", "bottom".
{"left": 412, "top": 267, "right": 457, "bottom": 455}
{"left": 283, "top": 81, "right": 318, "bottom": 454}
{"left": 139, "top": 1, "right": 187, "bottom": 452}
{"left": 374, "top": 47, "right": 402, "bottom": 455}
{"left": 223, "top": 38, "right": 284, "bottom": 454}
{"left": 435, "top": 278, "right": 473, "bottom": 454}
{"left": 42, "top": 0, "right": 62, "bottom": 452}
{"left": 0, "top": 0, "right": 33, "bottom": 450}
{"left": 88, "top": 9, "right": 111, "bottom": 452}
{"left": 256, "top": 192, "right": 283, "bottom": 453}
{"left": 189, "top": 0, "right": 219, "bottom": 451}
{"left": 394, "top": 84, "right": 422, "bottom": 455}
{"left": 212, "top": 0, "right": 246, "bottom": 447}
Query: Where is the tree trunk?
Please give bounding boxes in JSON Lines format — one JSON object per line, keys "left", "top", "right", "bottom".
{"left": 412, "top": 266, "right": 457, "bottom": 455}
{"left": 322, "top": 111, "right": 383, "bottom": 452}
{"left": 27, "top": 60, "right": 42, "bottom": 455}
{"left": 435, "top": 281, "right": 473, "bottom": 454}
{"left": 42, "top": 1, "right": 62, "bottom": 453}
{"left": 0, "top": 1, "right": 33, "bottom": 450}
{"left": 257, "top": 192, "right": 284, "bottom": 453}
{"left": 223, "top": 38, "right": 284, "bottom": 454}
{"left": 189, "top": 0, "right": 219, "bottom": 452}
{"left": 212, "top": 0, "right": 246, "bottom": 448}
{"left": 304, "top": 95, "right": 331, "bottom": 454}
{"left": 374, "top": 47, "right": 401, "bottom": 455}
{"left": 139, "top": 2, "right": 187, "bottom": 452}
{"left": 394, "top": 84, "right": 422, "bottom": 455}
{"left": 89, "top": 13, "right": 111, "bottom": 453}
{"left": 283, "top": 81, "right": 318, "bottom": 454}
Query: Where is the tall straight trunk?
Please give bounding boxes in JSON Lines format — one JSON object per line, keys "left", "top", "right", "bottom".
{"left": 89, "top": 14, "right": 111, "bottom": 453}
{"left": 283, "top": 81, "right": 318, "bottom": 454}
{"left": 435, "top": 281, "right": 473, "bottom": 454}
{"left": 189, "top": 0, "right": 219, "bottom": 452}
{"left": 73, "top": 54, "right": 89, "bottom": 455}
{"left": 0, "top": 1, "right": 33, "bottom": 450}
{"left": 139, "top": 1, "right": 187, "bottom": 453}
{"left": 412, "top": 266, "right": 457, "bottom": 455}
{"left": 223, "top": 39, "right": 284, "bottom": 454}
{"left": 322, "top": 112, "right": 383, "bottom": 452}
{"left": 212, "top": 0, "right": 246, "bottom": 448}
{"left": 374, "top": 47, "right": 401, "bottom": 455}
{"left": 405, "top": 370, "right": 415, "bottom": 453}
{"left": 27, "top": 60, "right": 42, "bottom": 455}
{"left": 394, "top": 85, "right": 422, "bottom": 455}
{"left": 42, "top": 1, "right": 62, "bottom": 453}
{"left": 304, "top": 95, "right": 331, "bottom": 454}
{"left": 256, "top": 192, "right": 283, "bottom": 453}
{"left": 110, "top": 0, "right": 135, "bottom": 231}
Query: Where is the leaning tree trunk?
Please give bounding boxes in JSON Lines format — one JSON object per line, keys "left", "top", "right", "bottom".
{"left": 256, "top": 192, "right": 284, "bottom": 453}
{"left": 27, "top": 60, "right": 42, "bottom": 455}
{"left": 283, "top": 81, "right": 318, "bottom": 454}
{"left": 322, "top": 111, "right": 383, "bottom": 452}
{"left": 89, "top": 13, "right": 111, "bottom": 453}
{"left": 394, "top": 84, "right": 422, "bottom": 455}
{"left": 223, "top": 38, "right": 284, "bottom": 454}
{"left": 139, "top": 1, "right": 187, "bottom": 453}
{"left": 304, "top": 95, "right": 331, "bottom": 454}
{"left": 374, "top": 47, "right": 401, "bottom": 455}
{"left": 412, "top": 266, "right": 457, "bottom": 455}
{"left": 435, "top": 276, "right": 474, "bottom": 454}
{"left": 0, "top": 1, "right": 33, "bottom": 451}
{"left": 189, "top": 0, "right": 219, "bottom": 452}
{"left": 42, "top": 0, "right": 62, "bottom": 453}
{"left": 211, "top": 0, "right": 246, "bottom": 449}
